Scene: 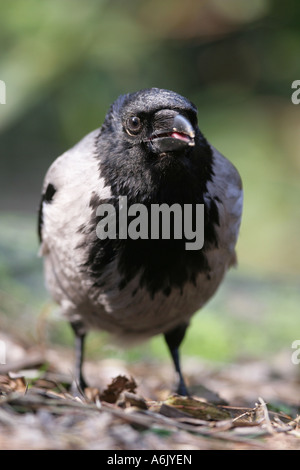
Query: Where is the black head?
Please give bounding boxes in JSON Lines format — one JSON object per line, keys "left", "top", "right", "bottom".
{"left": 117, "top": 88, "right": 197, "bottom": 153}
{"left": 97, "top": 88, "right": 213, "bottom": 202}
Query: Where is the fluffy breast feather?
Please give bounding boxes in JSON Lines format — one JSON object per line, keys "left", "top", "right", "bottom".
{"left": 39, "top": 133, "right": 242, "bottom": 340}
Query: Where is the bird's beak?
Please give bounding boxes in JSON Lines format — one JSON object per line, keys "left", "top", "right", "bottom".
{"left": 149, "top": 114, "right": 195, "bottom": 153}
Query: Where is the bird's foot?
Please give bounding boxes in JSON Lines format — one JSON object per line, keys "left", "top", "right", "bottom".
{"left": 175, "top": 376, "right": 190, "bottom": 397}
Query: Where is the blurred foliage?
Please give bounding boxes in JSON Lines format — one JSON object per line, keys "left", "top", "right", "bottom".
{"left": 0, "top": 0, "right": 300, "bottom": 362}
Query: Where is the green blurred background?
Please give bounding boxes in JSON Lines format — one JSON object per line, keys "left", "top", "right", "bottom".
{"left": 0, "top": 0, "right": 300, "bottom": 367}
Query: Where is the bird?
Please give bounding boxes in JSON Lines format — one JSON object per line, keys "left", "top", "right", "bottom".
{"left": 38, "top": 87, "right": 243, "bottom": 396}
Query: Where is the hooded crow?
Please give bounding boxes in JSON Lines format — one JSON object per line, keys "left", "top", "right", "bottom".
{"left": 38, "top": 88, "right": 243, "bottom": 396}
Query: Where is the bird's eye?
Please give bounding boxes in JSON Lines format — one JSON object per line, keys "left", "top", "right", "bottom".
{"left": 126, "top": 116, "right": 142, "bottom": 135}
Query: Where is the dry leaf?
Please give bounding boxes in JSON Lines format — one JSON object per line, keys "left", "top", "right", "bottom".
{"left": 84, "top": 386, "right": 101, "bottom": 405}
{"left": 100, "top": 375, "right": 137, "bottom": 404}
{"left": 161, "top": 395, "right": 231, "bottom": 421}
{"left": 123, "top": 391, "right": 148, "bottom": 410}
{"left": 0, "top": 374, "right": 27, "bottom": 394}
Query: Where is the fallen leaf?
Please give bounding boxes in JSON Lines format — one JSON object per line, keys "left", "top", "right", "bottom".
{"left": 100, "top": 375, "right": 137, "bottom": 404}
{"left": 161, "top": 395, "right": 231, "bottom": 421}
{"left": 0, "top": 374, "right": 27, "bottom": 394}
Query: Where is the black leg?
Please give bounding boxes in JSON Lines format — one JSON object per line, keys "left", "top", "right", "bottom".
{"left": 70, "top": 321, "right": 87, "bottom": 394}
{"left": 164, "top": 323, "right": 189, "bottom": 396}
